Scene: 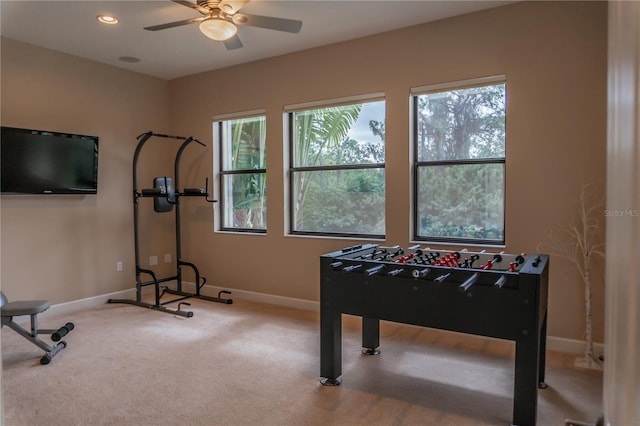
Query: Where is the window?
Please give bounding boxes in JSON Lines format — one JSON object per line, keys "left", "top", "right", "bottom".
{"left": 412, "top": 76, "right": 506, "bottom": 244}
{"left": 215, "top": 113, "right": 266, "bottom": 232}
{"left": 287, "top": 95, "right": 385, "bottom": 238}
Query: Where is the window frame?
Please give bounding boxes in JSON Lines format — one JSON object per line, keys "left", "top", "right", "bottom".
{"left": 411, "top": 75, "right": 507, "bottom": 245}
{"left": 285, "top": 93, "right": 386, "bottom": 239}
{"left": 214, "top": 110, "right": 267, "bottom": 234}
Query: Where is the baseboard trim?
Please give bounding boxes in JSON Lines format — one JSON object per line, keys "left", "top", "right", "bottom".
{"left": 44, "top": 284, "right": 603, "bottom": 356}
{"left": 546, "top": 336, "right": 604, "bottom": 358}
{"left": 182, "top": 282, "right": 320, "bottom": 312}
{"left": 41, "top": 288, "right": 136, "bottom": 319}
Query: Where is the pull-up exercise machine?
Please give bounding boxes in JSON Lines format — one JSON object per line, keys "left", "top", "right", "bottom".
{"left": 109, "top": 131, "right": 232, "bottom": 317}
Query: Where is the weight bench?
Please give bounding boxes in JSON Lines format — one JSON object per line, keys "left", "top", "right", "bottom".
{"left": 0, "top": 291, "right": 74, "bottom": 365}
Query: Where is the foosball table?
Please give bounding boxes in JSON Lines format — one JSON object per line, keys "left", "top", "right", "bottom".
{"left": 319, "top": 244, "right": 549, "bottom": 426}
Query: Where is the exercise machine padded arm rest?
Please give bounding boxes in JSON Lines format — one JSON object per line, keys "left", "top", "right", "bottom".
{"left": 182, "top": 188, "right": 217, "bottom": 203}
{"left": 182, "top": 188, "right": 205, "bottom": 195}
{"left": 141, "top": 188, "right": 163, "bottom": 197}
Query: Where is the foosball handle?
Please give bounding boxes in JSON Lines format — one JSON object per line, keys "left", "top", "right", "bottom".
{"left": 365, "top": 265, "right": 385, "bottom": 276}
{"left": 434, "top": 272, "right": 452, "bottom": 283}
{"left": 412, "top": 268, "right": 431, "bottom": 278}
{"left": 460, "top": 272, "right": 480, "bottom": 292}
{"left": 343, "top": 264, "right": 362, "bottom": 272}
{"left": 494, "top": 274, "right": 508, "bottom": 288}
{"left": 387, "top": 268, "right": 404, "bottom": 277}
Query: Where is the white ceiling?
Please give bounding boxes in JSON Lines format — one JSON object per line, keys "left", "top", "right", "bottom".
{"left": 1, "top": 1, "right": 511, "bottom": 80}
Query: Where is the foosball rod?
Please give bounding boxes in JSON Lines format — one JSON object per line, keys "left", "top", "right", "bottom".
{"left": 509, "top": 254, "right": 526, "bottom": 271}
{"left": 481, "top": 252, "right": 504, "bottom": 270}
{"left": 376, "top": 247, "right": 404, "bottom": 261}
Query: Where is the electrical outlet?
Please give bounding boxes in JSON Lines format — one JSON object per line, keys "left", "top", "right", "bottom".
{"left": 164, "top": 253, "right": 172, "bottom": 263}
{"left": 149, "top": 256, "right": 158, "bottom": 266}
{"left": 116, "top": 261, "right": 123, "bottom": 272}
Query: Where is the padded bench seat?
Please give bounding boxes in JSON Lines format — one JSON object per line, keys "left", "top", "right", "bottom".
{"left": 1, "top": 300, "right": 50, "bottom": 317}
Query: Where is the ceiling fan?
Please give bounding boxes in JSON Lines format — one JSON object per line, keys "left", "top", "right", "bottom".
{"left": 144, "top": 0, "right": 303, "bottom": 50}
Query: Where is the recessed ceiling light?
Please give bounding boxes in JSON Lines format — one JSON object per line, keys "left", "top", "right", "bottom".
{"left": 97, "top": 15, "right": 119, "bottom": 25}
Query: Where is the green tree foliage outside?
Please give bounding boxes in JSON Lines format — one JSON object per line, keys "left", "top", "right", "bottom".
{"left": 222, "top": 83, "right": 504, "bottom": 241}
{"left": 222, "top": 116, "right": 266, "bottom": 230}
{"left": 415, "top": 83, "right": 505, "bottom": 241}
{"left": 417, "top": 85, "right": 505, "bottom": 161}
{"left": 292, "top": 102, "right": 385, "bottom": 235}
{"left": 418, "top": 164, "right": 504, "bottom": 241}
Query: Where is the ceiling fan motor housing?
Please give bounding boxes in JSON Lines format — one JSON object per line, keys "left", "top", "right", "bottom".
{"left": 143, "top": 0, "right": 301, "bottom": 50}
{"left": 198, "top": 0, "right": 248, "bottom": 15}
{"left": 198, "top": 1, "right": 221, "bottom": 10}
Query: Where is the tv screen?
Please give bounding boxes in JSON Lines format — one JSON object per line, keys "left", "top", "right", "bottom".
{"left": 1, "top": 126, "right": 99, "bottom": 194}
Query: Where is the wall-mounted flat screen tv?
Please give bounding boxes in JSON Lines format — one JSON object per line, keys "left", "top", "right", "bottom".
{"left": 1, "top": 126, "right": 99, "bottom": 194}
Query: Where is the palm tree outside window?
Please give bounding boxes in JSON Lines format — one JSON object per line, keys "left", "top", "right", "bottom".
{"left": 216, "top": 113, "right": 267, "bottom": 232}
{"left": 286, "top": 95, "right": 386, "bottom": 238}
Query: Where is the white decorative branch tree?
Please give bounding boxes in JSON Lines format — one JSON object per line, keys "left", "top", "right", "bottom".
{"left": 539, "top": 183, "right": 605, "bottom": 369}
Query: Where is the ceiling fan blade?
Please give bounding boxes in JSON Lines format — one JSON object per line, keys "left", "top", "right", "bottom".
{"left": 144, "top": 16, "right": 206, "bottom": 31}
{"left": 232, "top": 13, "right": 302, "bottom": 33}
{"left": 223, "top": 34, "right": 243, "bottom": 50}
{"left": 172, "top": 0, "right": 210, "bottom": 15}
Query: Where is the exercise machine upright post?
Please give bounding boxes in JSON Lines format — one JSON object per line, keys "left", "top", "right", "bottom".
{"left": 108, "top": 131, "right": 232, "bottom": 317}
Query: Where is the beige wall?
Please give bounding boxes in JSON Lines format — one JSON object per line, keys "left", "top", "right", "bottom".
{"left": 0, "top": 38, "right": 175, "bottom": 303}
{"left": 0, "top": 1, "right": 607, "bottom": 342}
{"left": 169, "top": 1, "right": 607, "bottom": 342}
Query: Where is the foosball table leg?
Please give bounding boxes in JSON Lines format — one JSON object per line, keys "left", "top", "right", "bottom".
{"left": 513, "top": 336, "right": 542, "bottom": 426}
{"left": 362, "top": 317, "right": 381, "bottom": 355}
{"left": 320, "top": 308, "right": 343, "bottom": 386}
{"left": 538, "top": 313, "right": 548, "bottom": 388}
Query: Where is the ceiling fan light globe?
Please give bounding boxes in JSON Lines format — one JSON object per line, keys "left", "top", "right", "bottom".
{"left": 199, "top": 18, "right": 237, "bottom": 41}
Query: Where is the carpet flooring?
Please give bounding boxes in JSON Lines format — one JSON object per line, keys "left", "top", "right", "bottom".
{"left": 1, "top": 297, "right": 603, "bottom": 425}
